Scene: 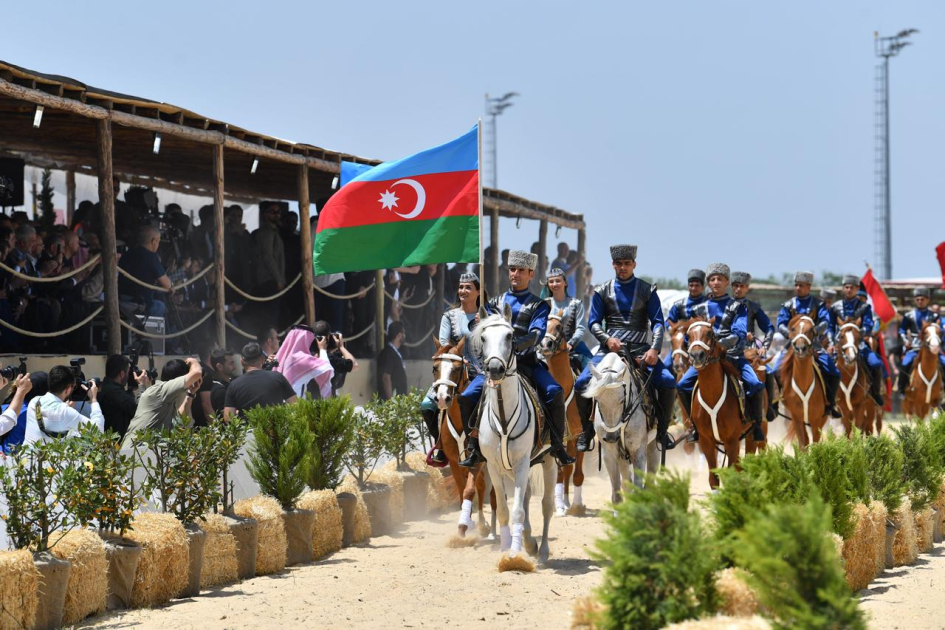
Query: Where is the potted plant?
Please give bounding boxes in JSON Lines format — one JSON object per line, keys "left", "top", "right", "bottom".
{"left": 369, "top": 390, "right": 429, "bottom": 523}
{"left": 245, "top": 402, "right": 315, "bottom": 566}
{"left": 343, "top": 403, "right": 391, "bottom": 536}
{"left": 864, "top": 432, "right": 905, "bottom": 569}
{"left": 208, "top": 416, "right": 257, "bottom": 580}
{"left": 0, "top": 436, "right": 81, "bottom": 630}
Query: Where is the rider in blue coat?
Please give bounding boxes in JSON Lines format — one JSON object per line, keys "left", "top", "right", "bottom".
{"left": 664, "top": 268, "right": 708, "bottom": 372}
{"left": 897, "top": 287, "right": 945, "bottom": 395}
{"left": 773, "top": 271, "right": 842, "bottom": 418}
{"left": 827, "top": 274, "right": 886, "bottom": 406}
{"left": 573, "top": 245, "right": 677, "bottom": 452}
{"left": 458, "top": 250, "right": 575, "bottom": 469}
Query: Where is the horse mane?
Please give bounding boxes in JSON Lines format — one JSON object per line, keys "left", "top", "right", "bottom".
{"left": 669, "top": 318, "right": 690, "bottom": 335}
{"left": 583, "top": 354, "right": 628, "bottom": 399}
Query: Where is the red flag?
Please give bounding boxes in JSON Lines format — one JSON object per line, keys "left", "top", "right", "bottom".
{"left": 936, "top": 242, "right": 945, "bottom": 289}
{"left": 862, "top": 268, "right": 896, "bottom": 324}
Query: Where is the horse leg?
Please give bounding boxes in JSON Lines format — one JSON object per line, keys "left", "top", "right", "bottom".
{"left": 617, "top": 454, "right": 631, "bottom": 505}
{"left": 508, "top": 465, "right": 530, "bottom": 557}
{"left": 727, "top": 436, "right": 742, "bottom": 472}
{"left": 457, "top": 467, "right": 477, "bottom": 536}
{"left": 569, "top": 451, "right": 586, "bottom": 512}
{"left": 699, "top": 433, "right": 720, "bottom": 489}
{"left": 631, "top": 442, "right": 647, "bottom": 491}
{"left": 539, "top": 459, "right": 556, "bottom": 564}
{"left": 603, "top": 443, "right": 622, "bottom": 506}
{"left": 488, "top": 463, "right": 511, "bottom": 551}
{"left": 793, "top": 414, "right": 809, "bottom": 451}
{"left": 523, "top": 479, "right": 538, "bottom": 557}
{"left": 645, "top": 438, "right": 660, "bottom": 483}
{"left": 474, "top": 467, "right": 490, "bottom": 537}
{"left": 555, "top": 460, "right": 570, "bottom": 517}
{"left": 448, "top": 458, "right": 467, "bottom": 508}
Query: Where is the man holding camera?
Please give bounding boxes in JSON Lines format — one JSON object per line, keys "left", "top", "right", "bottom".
{"left": 313, "top": 321, "right": 358, "bottom": 397}
{"left": 98, "top": 354, "right": 153, "bottom": 439}
{"left": 121, "top": 358, "right": 204, "bottom": 449}
{"left": 25, "top": 365, "right": 105, "bottom": 444}
{"left": 224, "top": 343, "right": 297, "bottom": 421}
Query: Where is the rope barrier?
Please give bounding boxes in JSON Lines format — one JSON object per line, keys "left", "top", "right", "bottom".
{"left": 383, "top": 288, "right": 436, "bottom": 310}
{"left": 313, "top": 281, "right": 376, "bottom": 300}
{"left": 0, "top": 306, "right": 104, "bottom": 338}
{"left": 279, "top": 315, "right": 306, "bottom": 337}
{"left": 403, "top": 323, "right": 437, "bottom": 348}
{"left": 120, "top": 310, "right": 214, "bottom": 339}
{"left": 223, "top": 273, "right": 301, "bottom": 302}
{"left": 117, "top": 263, "right": 215, "bottom": 293}
{"left": 0, "top": 255, "right": 101, "bottom": 283}
{"left": 345, "top": 322, "right": 375, "bottom": 342}
{"left": 224, "top": 319, "right": 256, "bottom": 340}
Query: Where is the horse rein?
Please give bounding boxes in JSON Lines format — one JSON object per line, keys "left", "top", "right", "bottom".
{"left": 686, "top": 321, "right": 719, "bottom": 369}
{"left": 790, "top": 315, "right": 816, "bottom": 347}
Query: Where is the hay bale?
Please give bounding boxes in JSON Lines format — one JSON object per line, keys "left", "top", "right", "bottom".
{"left": 374, "top": 462, "right": 407, "bottom": 523}
{"left": 892, "top": 505, "right": 918, "bottom": 567}
{"left": 868, "top": 501, "right": 888, "bottom": 577}
{"left": 0, "top": 550, "right": 38, "bottom": 630}
{"left": 664, "top": 616, "right": 772, "bottom": 630}
{"left": 841, "top": 503, "right": 883, "bottom": 592}
{"left": 715, "top": 568, "right": 760, "bottom": 618}
{"left": 570, "top": 594, "right": 603, "bottom": 629}
{"left": 199, "top": 514, "right": 238, "bottom": 588}
{"left": 405, "top": 451, "right": 454, "bottom": 510}
{"left": 915, "top": 508, "right": 934, "bottom": 554}
{"left": 234, "top": 496, "right": 287, "bottom": 576}
{"left": 125, "top": 513, "right": 189, "bottom": 608}
{"left": 337, "top": 477, "right": 372, "bottom": 543}
{"left": 48, "top": 529, "right": 107, "bottom": 625}
{"left": 298, "top": 490, "right": 343, "bottom": 559}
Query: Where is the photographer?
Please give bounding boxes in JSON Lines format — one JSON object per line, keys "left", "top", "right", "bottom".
{"left": 274, "top": 326, "right": 334, "bottom": 398}
{"left": 98, "top": 354, "right": 153, "bottom": 439}
{"left": 224, "top": 343, "right": 297, "bottom": 421}
{"left": 312, "top": 320, "right": 358, "bottom": 397}
{"left": 121, "top": 358, "right": 203, "bottom": 449}
{"left": 25, "top": 366, "right": 104, "bottom": 444}
{"left": 0, "top": 373, "right": 34, "bottom": 439}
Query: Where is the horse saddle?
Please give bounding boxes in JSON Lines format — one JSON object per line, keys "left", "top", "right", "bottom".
{"left": 628, "top": 360, "right": 658, "bottom": 432}
{"left": 516, "top": 378, "right": 552, "bottom": 464}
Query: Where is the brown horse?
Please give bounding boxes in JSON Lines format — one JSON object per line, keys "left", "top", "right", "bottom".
{"left": 669, "top": 318, "right": 696, "bottom": 451}
{"left": 744, "top": 345, "right": 773, "bottom": 446}
{"left": 903, "top": 321, "right": 944, "bottom": 420}
{"left": 538, "top": 309, "right": 586, "bottom": 516}
{"left": 835, "top": 318, "right": 879, "bottom": 435}
{"left": 430, "top": 339, "right": 489, "bottom": 536}
{"left": 780, "top": 314, "right": 829, "bottom": 448}
{"left": 686, "top": 319, "right": 762, "bottom": 489}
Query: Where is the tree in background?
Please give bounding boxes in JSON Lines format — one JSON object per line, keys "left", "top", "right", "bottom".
{"left": 38, "top": 168, "right": 55, "bottom": 231}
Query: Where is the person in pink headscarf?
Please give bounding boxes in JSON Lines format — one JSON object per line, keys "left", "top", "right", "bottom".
{"left": 274, "top": 326, "right": 334, "bottom": 399}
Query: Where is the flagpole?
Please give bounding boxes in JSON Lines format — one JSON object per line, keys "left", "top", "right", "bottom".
{"left": 477, "top": 118, "right": 484, "bottom": 294}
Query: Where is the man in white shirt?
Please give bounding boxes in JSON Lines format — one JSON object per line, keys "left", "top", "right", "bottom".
{"left": 0, "top": 373, "right": 33, "bottom": 438}
{"left": 25, "top": 365, "right": 104, "bottom": 444}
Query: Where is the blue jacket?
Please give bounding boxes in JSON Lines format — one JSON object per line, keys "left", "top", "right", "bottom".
{"left": 777, "top": 295, "right": 829, "bottom": 338}
{"left": 666, "top": 294, "right": 708, "bottom": 324}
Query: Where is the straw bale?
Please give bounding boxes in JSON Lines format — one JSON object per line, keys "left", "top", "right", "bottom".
{"left": 48, "top": 529, "right": 107, "bottom": 624}
{"left": 198, "top": 514, "right": 238, "bottom": 588}
{"left": 0, "top": 549, "right": 38, "bottom": 630}
{"left": 715, "top": 568, "right": 760, "bottom": 618}
{"left": 868, "top": 501, "right": 888, "bottom": 576}
{"left": 405, "top": 451, "right": 454, "bottom": 510}
{"left": 892, "top": 505, "right": 918, "bottom": 567}
{"left": 125, "top": 513, "right": 189, "bottom": 608}
{"left": 915, "top": 508, "right": 934, "bottom": 554}
{"left": 569, "top": 594, "right": 603, "bottom": 629}
{"left": 664, "top": 616, "right": 772, "bottom": 630}
{"left": 498, "top": 552, "right": 535, "bottom": 573}
{"left": 297, "top": 490, "right": 343, "bottom": 559}
{"left": 337, "top": 476, "right": 372, "bottom": 542}
{"left": 842, "top": 503, "right": 882, "bottom": 592}
{"left": 234, "top": 496, "right": 286, "bottom": 576}
{"left": 375, "top": 461, "right": 407, "bottom": 523}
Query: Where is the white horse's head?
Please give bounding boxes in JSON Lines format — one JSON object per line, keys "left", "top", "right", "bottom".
{"left": 471, "top": 307, "right": 516, "bottom": 383}
{"left": 923, "top": 321, "right": 942, "bottom": 354}
{"left": 583, "top": 352, "right": 630, "bottom": 400}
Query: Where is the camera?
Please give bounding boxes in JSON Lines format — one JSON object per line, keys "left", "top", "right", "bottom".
{"left": 0, "top": 356, "right": 27, "bottom": 381}
{"left": 69, "top": 358, "right": 100, "bottom": 402}
{"left": 128, "top": 347, "right": 158, "bottom": 388}
{"left": 262, "top": 357, "right": 279, "bottom": 371}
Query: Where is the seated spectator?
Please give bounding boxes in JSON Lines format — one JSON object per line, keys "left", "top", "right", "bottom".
{"left": 98, "top": 354, "right": 153, "bottom": 439}
{"left": 209, "top": 348, "right": 238, "bottom": 415}
{"left": 25, "top": 365, "right": 104, "bottom": 444}
{"left": 273, "top": 326, "right": 333, "bottom": 399}
{"left": 121, "top": 358, "right": 203, "bottom": 449}
{"left": 118, "top": 226, "right": 173, "bottom": 318}
{"left": 377, "top": 321, "right": 407, "bottom": 400}
{"left": 6, "top": 224, "right": 38, "bottom": 275}
{"left": 188, "top": 205, "right": 215, "bottom": 264}
{"left": 224, "top": 343, "right": 297, "bottom": 421}
{"left": 0, "top": 373, "right": 33, "bottom": 440}
{"left": 1, "top": 372, "right": 45, "bottom": 453}
{"left": 313, "top": 320, "right": 358, "bottom": 396}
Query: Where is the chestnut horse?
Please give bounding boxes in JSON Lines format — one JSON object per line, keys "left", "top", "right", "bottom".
{"left": 538, "top": 310, "right": 586, "bottom": 516}
{"left": 903, "top": 321, "right": 943, "bottom": 420}
{"left": 669, "top": 318, "right": 696, "bottom": 449}
{"left": 686, "top": 319, "right": 763, "bottom": 489}
{"left": 744, "top": 345, "right": 773, "bottom": 443}
{"left": 780, "top": 315, "right": 829, "bottom": 448}
{"left": 430, "top": 340, "right": 490, "bottom": 537}
{"left": 835, "top": 318, "right": 879, "bottom": 435}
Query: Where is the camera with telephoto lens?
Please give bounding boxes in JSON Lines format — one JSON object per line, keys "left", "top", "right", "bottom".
{"left": 69, "top": 358, "right": 100, "bottom": 402}
{"left": 262, "top": 356, "right": 279, "bottom": 371}
{"left": 128, "top": 348, "right": 158, "bottom": 388}
{"left": 0, "top": 356, "right": 27, "bottom": 381}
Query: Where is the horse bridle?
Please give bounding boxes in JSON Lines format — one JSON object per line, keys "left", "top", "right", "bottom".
{"left": 790, "top": 316, "right": 816, "bottom": 347}
{"left": 540, "top": 313, "right": 566, "bottom": 357}
{"left": 432, "top": 352, "right": 466, "bottom": 392}
{"left": 478, "top": 319, "right": 517, "bottom": 380}
{"left": 838, "top": 322, "right": 860, "bottom": 365}
{"left": 686, "top": 321, "right": 718, "bottom": 370}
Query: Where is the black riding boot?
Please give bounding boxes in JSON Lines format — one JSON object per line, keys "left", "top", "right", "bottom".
{"left": 748, "top": 391, "right": 766, "bottom": 442}
{"left": 422, "top": 407, "right": 447, "bottom": 466}
{"left": 824, "top": 373, "right": 843, "bottom": 419}
{"left": 657, "top": 388, "right": 678, "bottom": 450}
{"left": 898, "top": 366, "right": 911, "bottom": 396}
{"left": 679, "top": 389, "right": 697, "bottom": 443}
{"left": 575, "top": 395, "right": 595, "bottom": 452}
{"left": 549, "top": 392, "right": 577, "bottom": 467}
{"left": 869, "top": 365, "right": 885, "bottom": 407}
{"left": 458, "top": 396, "right": 484, "bottom": 468}
{"left": 765, "top": 371, "right": 779, "bottom": 421}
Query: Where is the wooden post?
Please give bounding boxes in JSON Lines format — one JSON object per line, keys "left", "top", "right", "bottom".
{"left": 298, "top": 165, "right": 316, "bottom": 328}
{"left": 490, "top": 207, "right": 499, "bottom": 295}
{"left": 96, "top": 119, "right": 121, "bottom": 356}
{"left": 375, "top": 268, "right": 385, "bottom": 353}
{"left": 576, "top": 226, "right": 587, "bottom": 303}
{"left": 212, "top": 145, "right": 226, "bottom": 348}
{"left": 537, "top": 219, "right": 548, "bottom": 280}
{"left": 65, "top": 170, "right": 75, "bottom": 226}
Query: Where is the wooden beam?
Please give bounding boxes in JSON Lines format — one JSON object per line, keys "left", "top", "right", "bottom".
{"left": 375, "top": 269, "right": 385, "bottom": 363}
{"left": 65, "top": 169, "right": 75, "bottom": 226}
{"left": 485, "top": 195, "right": 585, "bottom": 230}
{"left": 490, "top": 207, "right": 500, "bottom": 295}
{"left": 298, "top": 164, "right": 316, "bottom": 328}
{"left": 96, "top": 119, "right": 121, "bottom": 356}
{"left": 537, "top": 219, "right": 548, "bottom": 281}
{"left": 212, "top": 144, "right": 226, "bottom": 348}
{"left": 576, "top": 228, "right": 587, "bottom": 303}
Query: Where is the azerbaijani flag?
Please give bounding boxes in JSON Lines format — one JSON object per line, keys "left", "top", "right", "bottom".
{"left": 313, "top": 126, "right": 480, "bottom": 274}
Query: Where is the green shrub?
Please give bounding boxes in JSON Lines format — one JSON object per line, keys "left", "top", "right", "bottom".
{"left": 245, "top": 403, "right": 313, "bottom": 510}
{"left": 894, "top": 423, "right": 937, "bottom": 512}
{"left": 210, "top": 416, "right": 250, "bottom": 513}
{"left": 592, "top": 471, "right": 719, "bottom": 630}
{"left": 921, "top": 414, "right": 945, "bottom": 505}
{"left": 734, "top": 493, "right": 865, "bottom": 630}
{"left": 296, "top": 395, "right": 355, "bottom": 490}
{"left": 806, "top": 433, "right": 858, "bottom": 540}
{"left": 367, "top": 390, "right": 424, "bottom": 472}
{"left": 864, "top": 432, "right": 904, "bottom": 514}
{"left": 72, "top": 425, "right": 142, "bottom": 536}
{"left": 345, "top": 405, "right": 387, "bottom": 489}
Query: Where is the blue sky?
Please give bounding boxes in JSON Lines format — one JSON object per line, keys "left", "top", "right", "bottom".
{"left": 4, "top": 1, "right": 943, "bottom": 283}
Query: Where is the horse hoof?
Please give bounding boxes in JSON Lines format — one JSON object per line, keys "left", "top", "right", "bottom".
{"left": 555, "top": 507, "right": 567, "bottom": 517}
{"left": 538, "top": 547, "right": 550, "bottom": 565}
{"left": 457, "top": 524, "right": 468, "bottom": 537}
{"left": 524, "top": 537, "right": 539, "bottom": 557}
{"left": 566, "top": 504, "right": 587, "bottom": 516}
{"left": 477, "top": 522, "right": 492, "bottom": 538}
{"left": 498, "top": 553, "right": 535, "bottom": 573}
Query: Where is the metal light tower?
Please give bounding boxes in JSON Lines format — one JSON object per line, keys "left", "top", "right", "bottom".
{"left": 484, "top": 92, "right": 519, "bottom": 189}
{"left": 874, "top": 29, "right": 917, "bottom": 280}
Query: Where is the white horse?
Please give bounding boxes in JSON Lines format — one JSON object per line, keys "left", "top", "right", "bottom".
{"left": 471, "top": 310, "right": 557, "bottom": 568}
{"left": 583, "top": 352, "right": 659, "bottom": 505}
